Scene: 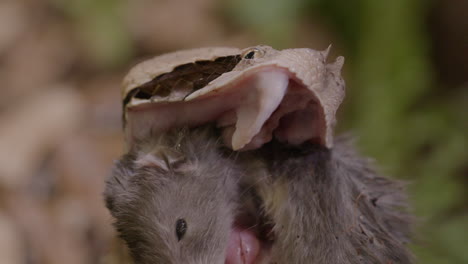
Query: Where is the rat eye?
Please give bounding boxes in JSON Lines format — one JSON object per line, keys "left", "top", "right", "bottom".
{"left": 176, "top": 219, "right": 187, "bottom": 241}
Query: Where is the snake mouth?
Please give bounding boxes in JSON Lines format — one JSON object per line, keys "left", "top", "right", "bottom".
{"left": 122, "top": 46, "right": 345, "bottom": 153}
{"left": 226, "top": 189, "right": 274, "bottom": 264}
{"left": 125, "top": 68, "right": 328, "bottom": 153}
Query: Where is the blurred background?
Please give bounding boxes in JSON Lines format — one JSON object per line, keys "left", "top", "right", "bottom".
{"left": 0, "top": 0, "right": 466, "bottom": 263}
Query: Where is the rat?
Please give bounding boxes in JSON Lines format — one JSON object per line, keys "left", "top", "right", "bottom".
{"left": 104, "top": 126, "right": 264, "bottom": 264}
{"left": 105, "top": 126, "right": 412, "bottom": 264}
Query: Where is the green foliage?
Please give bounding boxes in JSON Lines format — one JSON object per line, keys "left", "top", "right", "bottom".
{"left": 52, "top": 0, "right": 133, "bottom": 68}
{"left": 224, "top": 0, "right": 305, "bottom": 47}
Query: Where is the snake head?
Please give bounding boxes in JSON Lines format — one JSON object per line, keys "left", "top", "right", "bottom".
{"left": 122, "top": 45, "right": 345, "bottom": 151}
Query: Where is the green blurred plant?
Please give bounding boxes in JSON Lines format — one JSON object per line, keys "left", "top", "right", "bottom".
{"left": 224, "top": 0, "right": 304, "bottom": 47}
{"left": 52, "top": 0, "right": 133, "bottom": 68}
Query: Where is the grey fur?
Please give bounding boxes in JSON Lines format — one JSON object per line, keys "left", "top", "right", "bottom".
{"left": 244, "top": 138, "right": 413, "bottom": 264}
{"left": 105, "top": 128, "right": 244, "bottom": 264}
{"left": 104, "top": 127, "right": 413, "bottom": 264}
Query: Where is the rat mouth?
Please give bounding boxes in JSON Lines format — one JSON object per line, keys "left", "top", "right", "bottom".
{"left": 225, "top": 191, "right": 274, "bottom": 264}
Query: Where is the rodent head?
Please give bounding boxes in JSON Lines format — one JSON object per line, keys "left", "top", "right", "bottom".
{"left": 104, "top": 129, "right": 241, "bottom": 263}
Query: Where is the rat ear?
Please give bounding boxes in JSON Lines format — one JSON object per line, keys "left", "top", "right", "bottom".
{"left": 104, "top": 149, "right": 186, "bottom": 214}
{"left": 135, "top": 148, "right": 186, "bottom": 171}
{"left": 104, "top": 155, "right": 136, "bottom": 212}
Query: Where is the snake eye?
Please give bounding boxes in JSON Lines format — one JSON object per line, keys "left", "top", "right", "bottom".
{"left": 176, "top": 219, "right": 187, "bottom": 241}
{"left": 244, "top": 51, "right": 256, "bottom": 59}
{"left": 243, "top": 48, "right": 260, "bottom": 59}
